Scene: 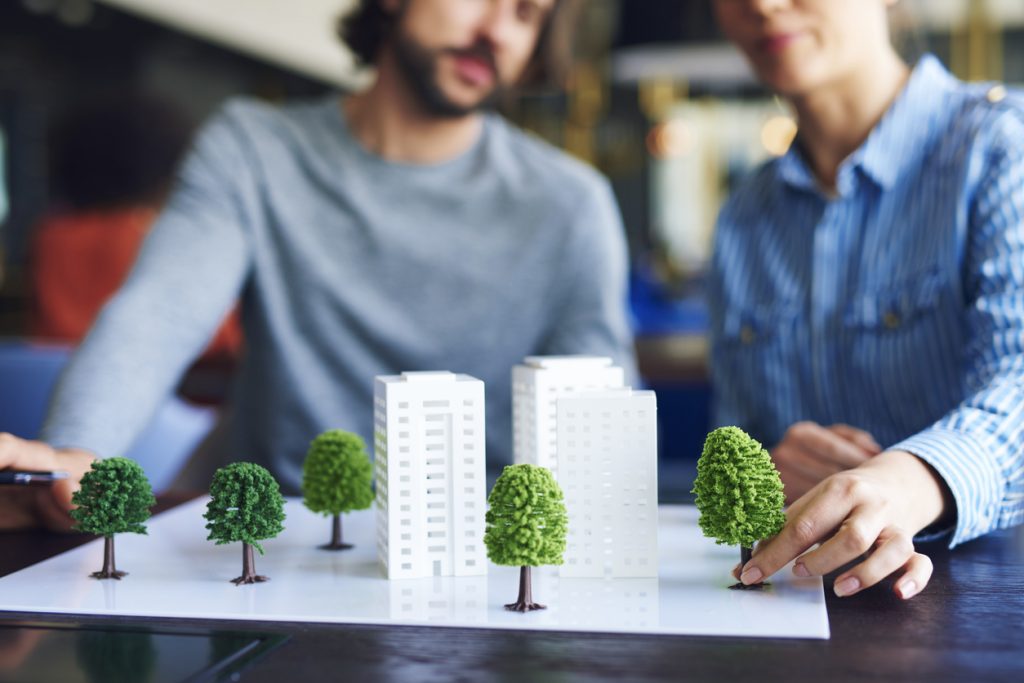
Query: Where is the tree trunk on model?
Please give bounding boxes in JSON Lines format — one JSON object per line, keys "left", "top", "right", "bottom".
{"left": 232, "top": 542, "right": 269, "bottom": 585}
{"left": 321, "top": 513, "right": 353, "bottom": 551}
{"left": 91, "top": 535, "right": 127, "bottom": 580}
{"left": 505, "top": 566, "right": 546, "bottom": 612}
{"left": 730, "top": 545, "right": 765, "bottom": 591}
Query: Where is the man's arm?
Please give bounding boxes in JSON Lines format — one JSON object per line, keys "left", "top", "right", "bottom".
{"left": 0, "top": 103, "right": 258, "bottom": 529}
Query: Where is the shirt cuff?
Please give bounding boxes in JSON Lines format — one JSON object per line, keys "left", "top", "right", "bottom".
{"left": 890, "top": 427, "right": 1004, "bottom": 548}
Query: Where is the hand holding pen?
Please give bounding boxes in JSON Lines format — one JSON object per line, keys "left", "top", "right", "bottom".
{"left": 0, "top": 433, "right": 96, "bottom": 531}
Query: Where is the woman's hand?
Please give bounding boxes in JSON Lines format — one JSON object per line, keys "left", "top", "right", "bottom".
{"left": 737, "top": 450, "right": 953, "bottom": 599}
{"left": 771, "top": 421, "right": 882, "bottom": 502}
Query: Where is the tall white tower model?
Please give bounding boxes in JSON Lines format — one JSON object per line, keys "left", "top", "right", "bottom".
{"left": 512, "top": 356, "right": 625, "bottom": 477}
{"left": 374, "top": 371, "right": 487, "bottom": 579}
{"left": 557, "top": 388, "right": 658, "bottom": 578}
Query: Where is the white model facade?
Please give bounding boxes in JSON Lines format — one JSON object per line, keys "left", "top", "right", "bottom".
{"left": 374, "top": 371, "right": 486, "bottom": 579}
{"left": 557, "top": 388, "right": 658, "bottom": 578}
{"left": 512, "top": 356, "right": 625, "bottom": 477}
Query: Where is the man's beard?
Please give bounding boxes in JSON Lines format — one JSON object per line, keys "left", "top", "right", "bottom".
{"left": 391, "top": 31, "right": 502, "bottom": 118}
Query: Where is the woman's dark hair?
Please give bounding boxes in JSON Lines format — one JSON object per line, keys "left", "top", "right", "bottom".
{"left": 50, "top": 94, "right": 194, "bottom": 211}
{"left": 338, "top": 0, "right": 582, "bottom": 89}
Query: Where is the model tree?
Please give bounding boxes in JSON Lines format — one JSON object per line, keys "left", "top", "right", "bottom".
{"left": 204, "top": 462, "right": 286, "bottom": 585}
{"left": 70, "top": 457, "right": 156, "bottom": 580}
{"left": 484, "top": 464, "right": 568, "bottom": 612}
{"left": 692, "top": 426, "right": 786, "bottom": 589}
{"left": 301, "top": 429, "right": 374, "bottom": 550}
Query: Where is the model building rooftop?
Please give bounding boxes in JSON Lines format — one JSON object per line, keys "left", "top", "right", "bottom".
{"left": 522, "top": 356, "right": 615, "bottom": 369}
{"left": 376, "top": 371, "right": 477, "bottom": 384}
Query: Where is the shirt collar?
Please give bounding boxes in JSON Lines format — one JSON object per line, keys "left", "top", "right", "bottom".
{"left": 777, "top": 54, "right": 959, "bottom": 195}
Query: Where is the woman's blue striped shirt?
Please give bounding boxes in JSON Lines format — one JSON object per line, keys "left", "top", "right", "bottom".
{"left": 709, "top": 55, "right": 1024, "bottom": 547}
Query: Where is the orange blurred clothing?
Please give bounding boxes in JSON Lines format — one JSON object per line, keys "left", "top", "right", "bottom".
{"left": 30, "top": 208, "right": 243, "bottom": 360}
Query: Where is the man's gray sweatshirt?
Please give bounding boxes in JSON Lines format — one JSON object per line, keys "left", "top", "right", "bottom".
{"left": 42, "top": 96, "right": 636, "bottom": 493}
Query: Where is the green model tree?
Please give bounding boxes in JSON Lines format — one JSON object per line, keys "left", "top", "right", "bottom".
{"left": 204, "top": 462, "right": 286, "bottom": 585}
{"left": 70, "top": 457, "right": 156, "bottom": 580}
{"left": 301, "top": 429, "right": 374, "bottom": 550}
{"left": 692, "top": 426, "right": 786, "bottom": 589}
{"left": 484, "top": 464, "right": 568, "bottom": 612}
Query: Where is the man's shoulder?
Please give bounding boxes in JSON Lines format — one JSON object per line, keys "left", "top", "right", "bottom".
{"left": 484, "top": 116, "right": 610, "bottom": 200}
{"left": 203, "top": 95, "right": 335, "bottom": 147}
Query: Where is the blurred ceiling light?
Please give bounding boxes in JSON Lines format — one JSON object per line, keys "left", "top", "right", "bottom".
{"left": 761, "top": 115, "right": 797, "bottom": 157}
{"left": 647, "top": 118, "right": 693, "bottom": 159}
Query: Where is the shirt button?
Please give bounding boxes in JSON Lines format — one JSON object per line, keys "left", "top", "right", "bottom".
{"left": 740, "top": 325, "right": 756, "bottom": 345}
{"left": 987, "top": 85, "right": 1007, "bottom": 103}
{"left": 883, "top": 311, "right": 901, "bottom": 329}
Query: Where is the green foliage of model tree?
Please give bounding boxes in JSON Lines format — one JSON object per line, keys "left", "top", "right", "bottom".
{"left": 70, "top": 457, "right": 155, "bottom": 580}
{"left": 301, "top": 429, "right": 374, "bottom": 550}
{"left": 692, "top": 426, "right": 786, "bottom": 586}
{"left": 204, "top": 462, "right": 286, "bottom": 585}
{"left": 484, "top": 464, "right": 567, "bottom": 612}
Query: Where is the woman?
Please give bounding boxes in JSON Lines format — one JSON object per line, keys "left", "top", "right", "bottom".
{"left": 709, "top": 0, "right": 1024, "bottom": 599}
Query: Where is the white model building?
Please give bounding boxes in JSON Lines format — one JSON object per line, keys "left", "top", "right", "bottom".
{"left": 374, "top": 371, "right": 487, "bottom": 579}
{"left": 512, "top": 356, "right": 625, "bottom": 477}
{"left": 557, "top": 388, "right": 658, "bottom": 578}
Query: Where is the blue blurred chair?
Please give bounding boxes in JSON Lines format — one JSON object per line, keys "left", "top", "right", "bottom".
{"left": 0, "top": 339, "right": 216, "bottom": 492}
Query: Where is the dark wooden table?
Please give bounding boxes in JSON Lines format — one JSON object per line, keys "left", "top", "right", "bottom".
{"left": 2, "top": 495, "right": 1022, "bottom": 682}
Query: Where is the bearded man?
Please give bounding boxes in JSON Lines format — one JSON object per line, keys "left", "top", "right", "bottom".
{"left": 0, "top": 0, "right": 635, "bottom": 527}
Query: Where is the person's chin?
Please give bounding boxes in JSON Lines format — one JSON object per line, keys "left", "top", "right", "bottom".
{"left": 756, "top": 65, "right": 820, "bottom": 98}
{"left": 440, "top": 82, "right": 497, "bottom": 113}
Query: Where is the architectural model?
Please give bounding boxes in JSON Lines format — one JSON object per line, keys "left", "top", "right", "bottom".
{"left": 692, "top": 426, "right": 785, "bottom": 589}
{"left": 484, "top": 464, "right": 568, "bottom": 612}
{"left": 557, "top": 388, "right": 658, "bottom": 578}
{"left": 374, "top": 371, "right": 487, "bottom": 579}
{"left": 301, "top": 429, "right": 374, "bottom": 550}
{"left": 71, "top": 457, "right": 155, "bottom": 580}
{"left": 512, "top": 356, "right": 625, "bottom": 477}
{"left": 204, "top": 462, "right": 286, "bottom": 585}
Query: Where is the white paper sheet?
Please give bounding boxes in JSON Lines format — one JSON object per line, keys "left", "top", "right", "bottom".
{"left": 0, "top": 499, "right": 829, "bottom": 639}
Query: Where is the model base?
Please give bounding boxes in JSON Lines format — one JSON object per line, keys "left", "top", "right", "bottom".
{"left": 231, "top": 574, "right": 270, "bottom": 585}
{"left": 319, "top": 542, "right": 354, "bottom": 551}
{"left": 729, "top": 581, "right": 768, "bottom": 591}
{"left": 89, "top": 570, "right": 128, "bottom": 580}
{"left": 504, "top": 601, "right": 547, "bottom": 612}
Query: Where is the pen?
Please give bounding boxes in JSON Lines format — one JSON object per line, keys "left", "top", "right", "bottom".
{"left": 0, "top": 471, "right": 70, "bottom": 486}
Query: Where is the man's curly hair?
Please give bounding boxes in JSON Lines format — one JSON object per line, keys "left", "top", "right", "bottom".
{"left": 337, "top": 0, "right": 581, "bottom": 88}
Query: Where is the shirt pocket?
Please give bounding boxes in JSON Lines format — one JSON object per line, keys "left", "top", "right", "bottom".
{"left": 719, "top": 301, "right": 802, "bottom": 347}
{"left": 842, "top": 268, "right": 949, "bottom": 331}
{"left": 714, "top": 301, "right": 803, "bottom": 439}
